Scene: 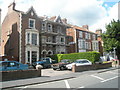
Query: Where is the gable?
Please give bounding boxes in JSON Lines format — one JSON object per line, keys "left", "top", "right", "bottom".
{"left": 26, "top": 6, "right": 38, "bottom": 17}
{"left": 55, "top": 16, "right": 63, "bottom": 24}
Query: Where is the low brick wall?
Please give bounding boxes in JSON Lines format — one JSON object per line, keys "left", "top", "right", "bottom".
{"left": 72, "top": 62, "right": 112, "bottom": 72}
{"left": 0, "top": 69, "right": 41, "bottom": 81}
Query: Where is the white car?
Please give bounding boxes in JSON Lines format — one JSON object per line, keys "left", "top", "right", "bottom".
{"left": 66, "top": 59, "right": 92, "bottom": 70}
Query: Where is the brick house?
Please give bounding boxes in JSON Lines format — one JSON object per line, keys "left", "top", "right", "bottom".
{"left": 67, "top": 25, "right": 99, "bottom": 53}
{"left": 0, "top": 8, "right": 1, "bottom": 56}
{"left": 96, "top": 29, "right": 103, "bottom": 55}
{"left": 1, "top": 2, "right": 69, "bottom": 64}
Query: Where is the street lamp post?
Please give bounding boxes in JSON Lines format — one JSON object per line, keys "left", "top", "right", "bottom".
{"left": 113, "top": 47, "right": 116, "bottom": 59}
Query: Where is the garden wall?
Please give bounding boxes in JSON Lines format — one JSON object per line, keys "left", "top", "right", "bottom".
{"left": 72, "top": 62, "right": 112, "bottom": 72}
{"left": 0, "top": 69, "right": 41, "bottom": 81}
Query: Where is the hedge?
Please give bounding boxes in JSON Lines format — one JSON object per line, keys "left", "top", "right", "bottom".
{"left": 51, "top": 51, "right": 100, "bottom": 63}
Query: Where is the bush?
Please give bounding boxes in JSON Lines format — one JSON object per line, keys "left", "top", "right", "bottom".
{"left": 51, "top": 51, "right": 100, "bottom": 63}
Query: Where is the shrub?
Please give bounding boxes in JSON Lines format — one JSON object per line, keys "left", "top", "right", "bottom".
{"left": 51, "top": 51, "right": 100, "bottom": 63}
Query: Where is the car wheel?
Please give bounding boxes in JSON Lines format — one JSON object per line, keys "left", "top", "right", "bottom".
{"left": 60, "top": 67, "right": 64, "bottom": 70}
{"left": 53, "top": 68, "right": 56, "bottom": 70}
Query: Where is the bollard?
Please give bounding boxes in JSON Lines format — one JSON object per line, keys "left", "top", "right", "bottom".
{"left": 72, "top": 63, "right": 76, "bottom": 72}
{"left": 36, "top": 64, "right": 42, "bottom": 76}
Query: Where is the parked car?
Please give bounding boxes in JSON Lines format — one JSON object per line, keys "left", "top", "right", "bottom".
{"left": 66, "top": 59, "right": 92, "bottom": 70}
{"left": 52, "top": 59, "right": 72, "bottom": 70}
{"left": 32, "top": 57, "right": 52, "bottom": 69}
{"left": 0, "top": 61, "right": 28, "bottom": 71}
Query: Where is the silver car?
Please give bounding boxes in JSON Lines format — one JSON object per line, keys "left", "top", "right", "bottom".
{"left": 66, "top": 59, "right": 92, "bottom": 70}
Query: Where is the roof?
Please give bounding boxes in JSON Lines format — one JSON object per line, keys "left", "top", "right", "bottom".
{"left": 49, "top": 16, "right": 56, "bottom": 21}
{"left": 71, "top": 25, "right": 97, "bottom": 34}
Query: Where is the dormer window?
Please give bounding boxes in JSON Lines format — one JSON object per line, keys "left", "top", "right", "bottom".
{"left": 29, "top": 18, "right": 35, "bottom": 29}
{"left": 42, "top": 22, "right": 46, "bottom": 30}
{"left": 48, "top": 24, "right": 52, "bottom": 31}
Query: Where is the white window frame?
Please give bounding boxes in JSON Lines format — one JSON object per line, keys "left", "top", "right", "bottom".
{"left": 29, "top": 18, "right": 35, "bottom": 29}
{"left": 31, "top": 33, "right": 37, "bottom": 45}
{"left": 60, "top": 37, "right": 65, "bottom": 44}
{"left": 42, "top": 36, "right": 46, "bottom": 43}
{"left": 93, "top": 34, "right": 96, "bottom": 40}
{"left": 79, "top": 31, "right": 83, "bottom": 38}
{"left": 88, "top": 33, "right": 91, "bottom": 39}
{"left": 85, "top": 32, "right": 88, "bottom": 39}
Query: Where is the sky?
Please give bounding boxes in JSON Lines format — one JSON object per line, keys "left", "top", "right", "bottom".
{"left": 0, "top": 0, "right": 119, "bottom": 32}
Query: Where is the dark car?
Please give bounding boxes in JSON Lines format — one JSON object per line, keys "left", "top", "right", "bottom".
{"left": 32, "top": 57, "right": 52, "bottom": 69}
{"left": 52, "top": 59, "right": 72, "bottom": 70}
{"left": 0, "top": 61, "right": 28, "bottom": 71}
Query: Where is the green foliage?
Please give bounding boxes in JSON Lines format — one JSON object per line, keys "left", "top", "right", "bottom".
{"left": 51, "top": 51, "right": 100, "bottom": 63}
{"left": 102, "top": 19, "right": 120, "bottom": 60}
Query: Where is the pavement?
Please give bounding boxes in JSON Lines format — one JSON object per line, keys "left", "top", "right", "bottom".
{"left": 1, "top": 66, "right": 119, "bottom": 89}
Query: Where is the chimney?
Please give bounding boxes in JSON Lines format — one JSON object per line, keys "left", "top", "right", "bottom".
{"left": 62, "top": 18, "right": 67, "bottom": 24}
{"left": 8, "top": 2, "right": 16, "bottom": 13}
{"left": 96, "top": 29, "right": 102, "bottom": 35}
{"left": 82, "top": 25, "right": 89, "bottom": 30}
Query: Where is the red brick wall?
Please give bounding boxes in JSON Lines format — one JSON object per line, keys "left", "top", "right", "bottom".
{"left": 1, "top": 10, "right": 20, "bottom": 60}
{"left": 21, "top": 9, "right": 41, "bottom": 63}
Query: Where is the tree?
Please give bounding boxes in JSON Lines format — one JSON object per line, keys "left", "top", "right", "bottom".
{"left": 102, "top": 19, "right": 120, "bottom": 60}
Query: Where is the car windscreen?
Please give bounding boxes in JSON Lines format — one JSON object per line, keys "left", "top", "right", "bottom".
{"left": 61, "top": 60, "right": 69, "bottom": 63}
{"left": 75, "top": 60, "right": 89, "bottom": 63}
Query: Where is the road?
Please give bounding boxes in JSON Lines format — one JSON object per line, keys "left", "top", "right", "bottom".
{"left": 5, "top": 69, "right": 120, "bottom": 89}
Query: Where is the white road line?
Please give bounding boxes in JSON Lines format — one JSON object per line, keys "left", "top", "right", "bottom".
{"left": 64, "top": 80, "right": 70, "bottom": 88}
{"left": 78, "top": 86, "right": 85, "bottom": 88}
{"left": 107, "top": 71, "right": 119, "bottom": 74}
{"left": 19, "top": 86, "right": 28, "bottom": 90}
{"left": 91, "top": 75, "right": 104, "bottom": 81}
{"left": 101, "top": 76, "right": 118, "bottom": 82}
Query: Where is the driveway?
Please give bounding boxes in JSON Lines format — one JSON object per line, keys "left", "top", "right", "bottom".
{"left": 41, "top": 68, "right": 72, "bottom": 77}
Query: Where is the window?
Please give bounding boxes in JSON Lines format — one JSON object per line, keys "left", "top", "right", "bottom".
{"left": 82, "top": 40, "right": 85, "bottom": 49}
{"left": 27, "top": 33, "right": 30, "bottom": 44}
{"left": 88, "top": 33, "right": 91, "bottom": 39}
{"left": 32, "top": 33, "right": 37, "bottom": 45}
{"left": 48, "top": 24, "right": 52, "bottom": 31}
{"left": 78, "top": 39, "right": 82, "bottom": 49}
{"left": 57, "top": 26, "right": 61, "bottom": 33}
{"left": 93, "top": 34, "right": 96, "bottom": 40}
{"left": 32, "top": 51, "right": 37, "bottom": 63}
{"left": 85, "top": 32, "right": 88, "bottom": 39}
{"left": 61, "top": 37, "right": 65, "bottom": 44}
{"left": 79, "top": 31, "right": 83, "bottom": 38}
{"left": 89, "top": 42, "right": 91, "bottom": 49}
{"left": 42, "top": 36, "right": 46, "bottom": 43}
{"left": 61, "top": 38, "right": 64, "bottom": 42}
{"left": 47, "top": 37, "right": 52, "bottom": 42}
{"left": 42, "top": 22, "right": 46, "bottom": 30}
{"left": 29, "top": 19, "right": 35, "bottom": 29}
{"left": 27, "top": 51, "right": 30, "bottom": 62}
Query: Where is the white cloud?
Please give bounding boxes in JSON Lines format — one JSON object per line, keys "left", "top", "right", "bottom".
{"left": 0, "top": 0, "right": 118, "bottom": 32}
{"left": 89, "top": 2, "right": 118, "bottom": 32}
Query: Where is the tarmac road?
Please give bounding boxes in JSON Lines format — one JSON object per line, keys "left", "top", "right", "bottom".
{"left": 11, "top": 68, "right": 119, "bottom": 89}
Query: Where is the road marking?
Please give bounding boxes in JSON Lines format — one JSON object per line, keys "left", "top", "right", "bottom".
{"left": 107, "top": 71, "right": 119, "bottom": 74}
{"left": 78, "top": 86, "right": 85, "bottom": 88}
{"left": 64, "top": 80, "right": 70, "bottom": 88}
{"left": 101, "top": 76, "right": 118, "bottom": 82}
{"left": 19, "top": 86, "right": 28, "bottom": 90}
{"left": 91, "top": 75, "right": 104, "bottom": 81}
